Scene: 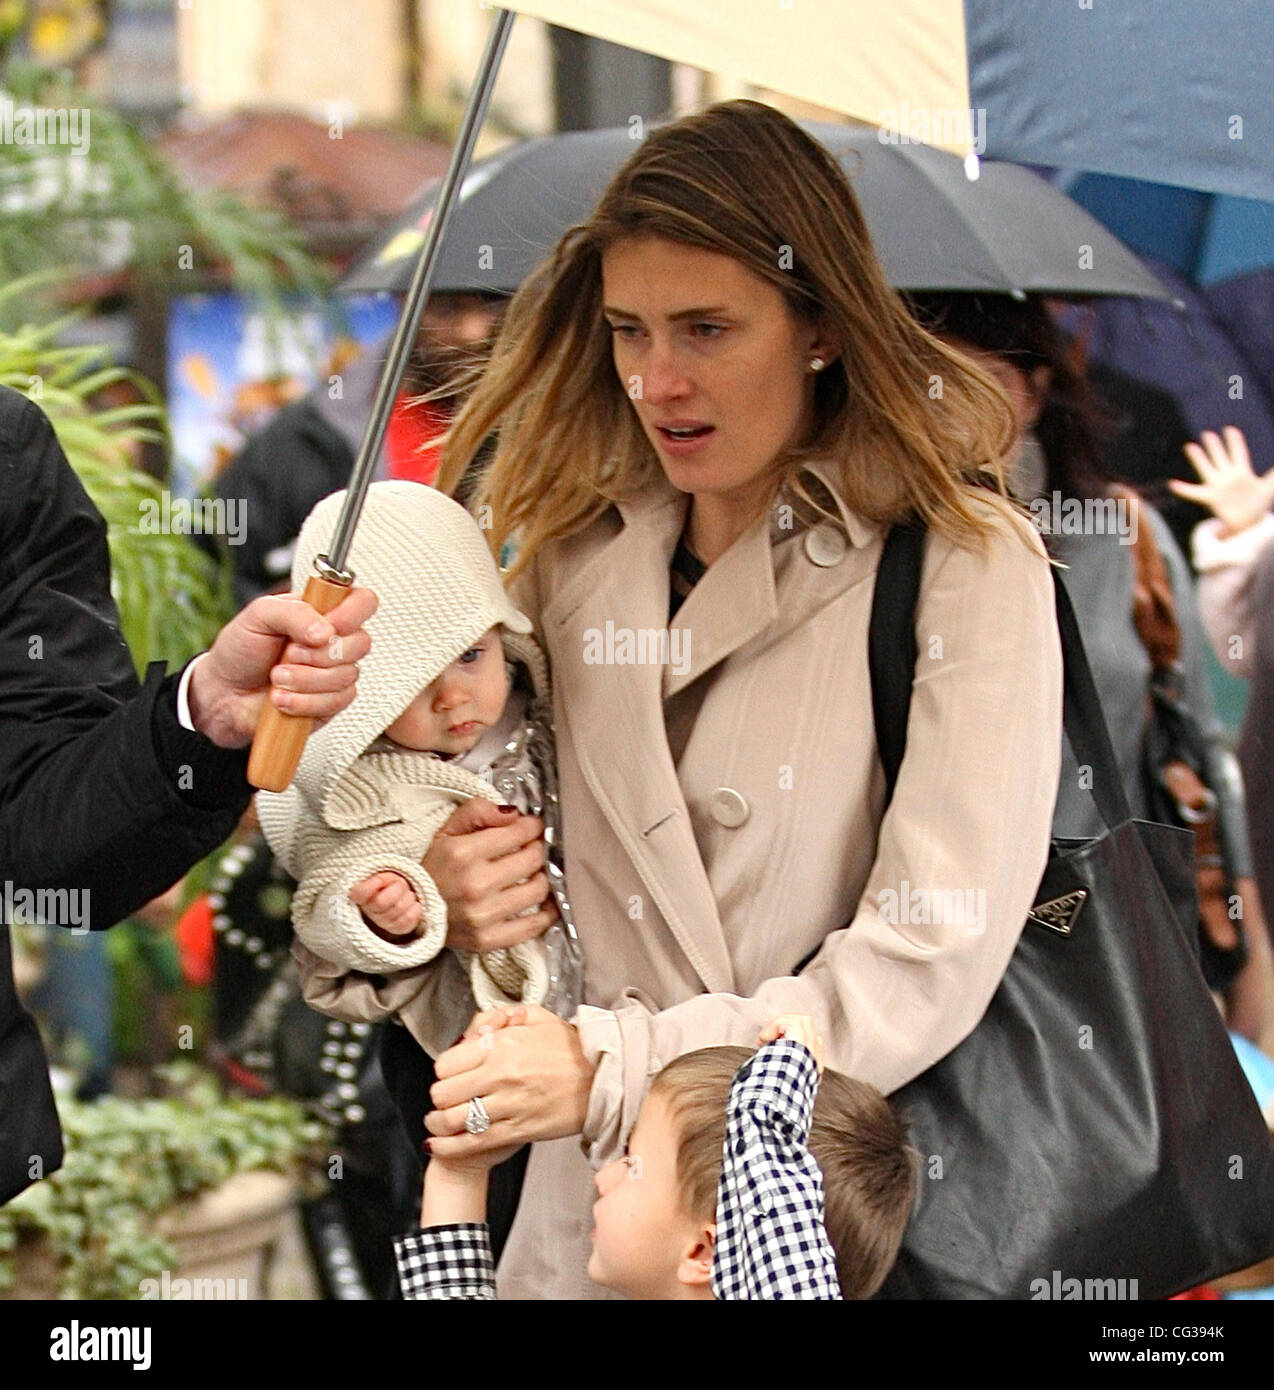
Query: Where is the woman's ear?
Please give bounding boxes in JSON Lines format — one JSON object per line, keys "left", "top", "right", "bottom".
{"left": 805, "top": 314, "right": 841, "bottom": 371}
{"left": 677, "top": 1221, "right": 716, "bottom": 1289}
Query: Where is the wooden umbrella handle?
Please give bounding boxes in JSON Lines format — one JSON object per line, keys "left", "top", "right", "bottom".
{"left": 247, "top": 572, "right": 352, "bottom": 792}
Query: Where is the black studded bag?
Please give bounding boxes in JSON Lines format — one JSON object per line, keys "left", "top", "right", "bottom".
{"left": 861, "top": 521, "right": 1274, "bottom": 1299}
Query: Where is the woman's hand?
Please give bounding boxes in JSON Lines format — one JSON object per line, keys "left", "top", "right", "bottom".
{"left": 1170, "top": 427, "right": 1274, "bottom": 537}
{"left": 422, "top": 798, "right": 560, "bottom": 954}
{"left": 424, "top": 1004, "right": 594, "bottom": 1159}
{"left": 419, "top": 1009, "right": 531, "bottom": 1224}
{"left": 759, "top": 1014, "right": 825, "bottom": 1073}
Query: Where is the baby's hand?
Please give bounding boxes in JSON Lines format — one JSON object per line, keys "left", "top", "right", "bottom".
{"left": 758, "top": 1014, "right": 825, "bottom": 1073}
{"left": 350, "top": 871, "right": 423, "bottom": 939}
{"left": 459, "top": 1003, "right": 530, "bottom": 1046}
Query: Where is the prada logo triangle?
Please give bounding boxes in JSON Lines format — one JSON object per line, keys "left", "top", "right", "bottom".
{"left": 1028, "top": 888, "right": 1088, "bottom": 936}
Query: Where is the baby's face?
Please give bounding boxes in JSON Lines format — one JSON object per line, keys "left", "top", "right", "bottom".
{"left": 384, "top": 627, "right": 509, "bottom": 757}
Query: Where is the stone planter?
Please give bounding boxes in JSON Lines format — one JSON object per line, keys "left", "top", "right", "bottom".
{"left": 8, "top": 1237, "right": 60, "bottom": 1300}
{"left": 7, "top": 1169, "right": 298, "bottom": 1300}
{"left": 155, "top": 1170, "right": 297, "bottom": 1298}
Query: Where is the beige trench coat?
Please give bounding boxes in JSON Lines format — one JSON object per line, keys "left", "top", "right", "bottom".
{"left": 493, "top": 460, "right": 1063, "bottom": 1299}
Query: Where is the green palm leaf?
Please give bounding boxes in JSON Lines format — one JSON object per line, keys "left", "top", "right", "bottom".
{"left": 0, "top": 287, "right": 229, "bottom": 672}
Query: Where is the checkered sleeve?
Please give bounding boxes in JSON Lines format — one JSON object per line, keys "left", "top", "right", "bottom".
{"left": 710, "top": 1038, "right": 843, "bottom": 1300}
{"left": 393, "top": 1224, "right": 497, "bottom": 1300}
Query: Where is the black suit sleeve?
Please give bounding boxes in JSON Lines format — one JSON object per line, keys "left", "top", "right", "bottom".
{"left": 0, "top": 387, "right": 250, "bottom": 930}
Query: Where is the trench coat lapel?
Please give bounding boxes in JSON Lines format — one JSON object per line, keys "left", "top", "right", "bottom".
{"left": 538, "top": 462, "right": 876, "bottom": 997}
{"left": 663, "top": 520, "right": 776, "bottom": 699}
{"left": 542, "top": 486, "right": 749, "bottom": 995}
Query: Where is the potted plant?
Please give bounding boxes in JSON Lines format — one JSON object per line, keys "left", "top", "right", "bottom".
{"left": 0, "top": 289, "right": 229, "bottom": 671}
{"left": 0, "top": 1064, "right": 327, "bottom": 1300}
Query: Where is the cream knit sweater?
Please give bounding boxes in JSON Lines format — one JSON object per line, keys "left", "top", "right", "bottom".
{"left": 256, "top": 481, "right": 555, "bottom": 1055}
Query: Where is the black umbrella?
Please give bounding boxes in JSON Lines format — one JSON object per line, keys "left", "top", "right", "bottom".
{"left": 343, "top": 122, "right": 1169, "bottom": 302}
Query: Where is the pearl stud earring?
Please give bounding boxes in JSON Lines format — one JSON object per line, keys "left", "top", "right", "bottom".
{"left": 808, "top": 356, "right": 826, "bottom": 372}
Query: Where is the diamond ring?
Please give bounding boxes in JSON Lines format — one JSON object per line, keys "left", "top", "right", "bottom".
{"left": 464, "top": 1096, "right": 492, "bottom": 1135}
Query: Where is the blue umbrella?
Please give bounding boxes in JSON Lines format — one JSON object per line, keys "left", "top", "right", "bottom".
{"left": 1206, "top": 270, "right": 1274, "bottom": 397}
{"left": 1072, "top": 262, "right": 1274, "bottom": 471}
{"left": 1053, "top": 174, "right": 1274, "bottom": 287}
{"left": 966, "top": 0, "right": 1274, "bottom": 202}
{"left": 1048, "top": 172, "right": 1274, "bottom": 472}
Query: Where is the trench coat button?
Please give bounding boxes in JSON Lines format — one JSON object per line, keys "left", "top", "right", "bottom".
{"left": 804, "top": 523, "right": 848, "bottom": 567}
{"left": 710, "top": 787, "right": 749, "bottom": 828}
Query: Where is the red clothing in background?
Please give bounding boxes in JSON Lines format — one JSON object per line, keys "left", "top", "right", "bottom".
{"left": 386, "top": 395, "right": 449, "bottom": 485}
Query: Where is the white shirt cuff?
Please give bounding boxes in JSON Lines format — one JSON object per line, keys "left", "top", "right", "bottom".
{"left": 1191, "top": 512, "right": 1274, "bottom": 572}
{"left": 176, "top": 653, "right": 210, "bottom": 733}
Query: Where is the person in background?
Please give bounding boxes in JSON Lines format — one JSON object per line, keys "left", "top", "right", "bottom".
{"left": 1049, "top": 300, "right": 1201, "bottom": 560}
{"left": 213, "top": 292, "right": 505, "bottom": 606}
{"left": 1172, "top": 426, "right": 1274, "bottom": 1057}
{"left": 0, "top": 384, "right": 374, "bottom": 1205}
{"left": 906, "top": 293, "right": 1274, "bottom": 1053}
{"left": 396, "top": 1012, "right": 915, "bottom": 1300}
{"left": 1172, "top": 425, "right": 1274, "bottom": 678}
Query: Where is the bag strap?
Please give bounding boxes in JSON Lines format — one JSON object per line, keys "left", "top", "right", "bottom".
{"left": 868, "top": 521, "right": 924, "bottom": 803}
{"left": 868, "top": 520, "right": 1135, "bottom": 833}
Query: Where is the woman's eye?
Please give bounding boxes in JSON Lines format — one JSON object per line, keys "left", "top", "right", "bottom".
{"left": 606, "top": 322, "right": 641, "bottom": 340}
{"left": 458, "top": 648, "right": 482, "bottom": 665}
{"left": 691, "top": 322, "right": 725, "bottom": 339}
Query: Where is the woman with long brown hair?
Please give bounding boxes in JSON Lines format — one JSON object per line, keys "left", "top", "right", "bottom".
{"left": 903, "top": 290, "right": 1274, "bottom": 1052}
{"left": 386, "top": 100, "right": 1064, "bottom": 1297}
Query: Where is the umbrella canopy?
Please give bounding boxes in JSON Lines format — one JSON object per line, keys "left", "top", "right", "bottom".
{"left": 963, "top": 0, "right": 1274, "bottom": 202}
{"left": 343, "top": 123, "right": 1167, "bottom": 302}
{"left": 504, "top": 0, "right": 974, "bottom": 152}
{"left": 1074, "top": 264, "right": 1274, "bottom": 478}
{"left": 1056, "top": 174, "right": 1274, "bottom": 288}
{"left": 1045, "top": 172, "right": 1274, "bottom": 466}
{"left": 1205, "top": 270, "right": 1274, "bottom": 403}
{"left": 505, "top": 0, "right": 1274, "bottom": 201}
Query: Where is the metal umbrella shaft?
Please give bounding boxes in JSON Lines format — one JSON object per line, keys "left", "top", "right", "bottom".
{"left": 248, "top": 8, "right": 516, "bottom": 792}
{"left": 327, "top": 7, "right": 515, "bottom": 571}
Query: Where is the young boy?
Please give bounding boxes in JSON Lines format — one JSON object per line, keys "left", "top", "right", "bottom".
{"left": 394, "top": 1013, "right": 917, "bottom": 1300}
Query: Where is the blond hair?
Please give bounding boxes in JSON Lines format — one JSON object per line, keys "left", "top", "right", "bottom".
{"left": 651, "top": 1046, "right": 917, "bottom": 1300}
{"left": 434, "top": 100, "right": 1022, "bottom": 579}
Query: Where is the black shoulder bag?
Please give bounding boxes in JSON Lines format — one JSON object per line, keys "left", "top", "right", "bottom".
{"left": 865, "top": 521, "right": 1274, "bottom": 1299}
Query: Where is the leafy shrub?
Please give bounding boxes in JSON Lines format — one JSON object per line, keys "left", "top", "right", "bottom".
{"left": 0, "top": 1064, "right": 327, "bottom": 1299}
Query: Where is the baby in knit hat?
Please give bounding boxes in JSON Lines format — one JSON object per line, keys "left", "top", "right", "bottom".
{"left": 257, "top": 481, "right": 580, "bottom": 1058}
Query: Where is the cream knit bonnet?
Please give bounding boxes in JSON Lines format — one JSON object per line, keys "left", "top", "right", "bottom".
{"left": 271, "top": 480, "right": 533, "bottom": 829}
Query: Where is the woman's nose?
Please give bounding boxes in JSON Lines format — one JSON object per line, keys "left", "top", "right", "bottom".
{"left": 640, "top": 343, "right": 691, "bottom": 405}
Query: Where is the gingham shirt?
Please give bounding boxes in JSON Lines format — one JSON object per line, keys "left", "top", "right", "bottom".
{"left": 393, "top": 1037, "right": 841, "bottom": 1300}
{"left": 710, "top": 1037, "right": 842, "bottom": 1299}
{"left": 393, "top": 1222, "right": 497, "bottom": 1300}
